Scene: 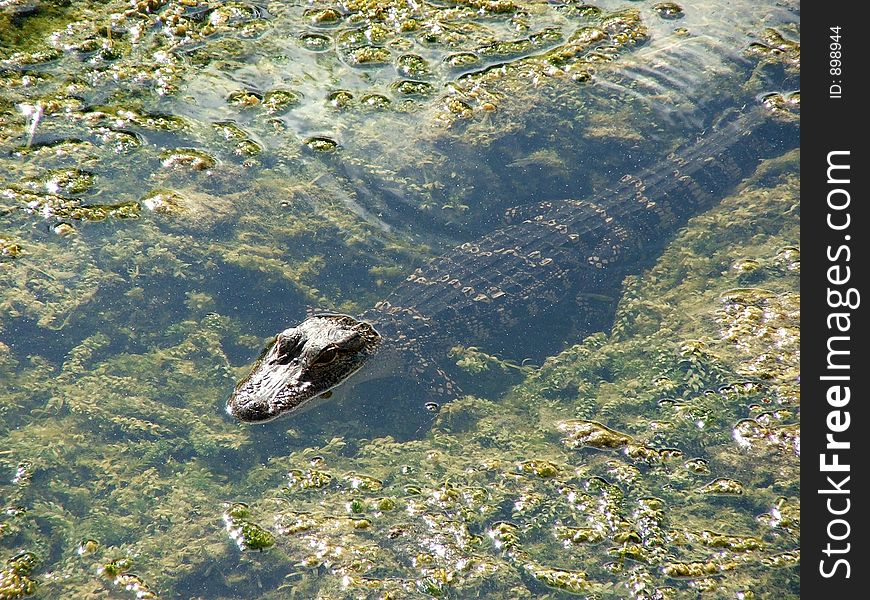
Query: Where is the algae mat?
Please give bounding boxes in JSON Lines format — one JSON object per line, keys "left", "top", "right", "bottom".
{"left": 1, "top": 0, "right": 798, "bottom": 598}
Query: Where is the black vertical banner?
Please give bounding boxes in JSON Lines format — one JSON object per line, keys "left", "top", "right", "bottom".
{"left": 803, "top": 2, "right": 867, "bottom": 597}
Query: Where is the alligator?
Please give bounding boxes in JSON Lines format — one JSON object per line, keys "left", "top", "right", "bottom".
{"left": 226, "top": 106, "right": 797, "bottom": 423}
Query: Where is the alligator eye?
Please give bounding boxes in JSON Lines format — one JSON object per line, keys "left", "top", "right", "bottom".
{"left": 312, "top": 347, "right": 338, "bottom": 366}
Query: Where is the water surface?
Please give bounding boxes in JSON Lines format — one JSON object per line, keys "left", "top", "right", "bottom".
{"left": 1, "top": 1, "right": 799, "bottom": 597}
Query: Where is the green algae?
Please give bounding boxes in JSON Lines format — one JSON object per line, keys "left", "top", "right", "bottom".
{"left": 326, "top": 89, "right": 354, "bottom": 109}
{"left": 99, "top": 556, "right": 133, "bottom": 578}
{"left": 299, "top": 32, "right": 331, "bottom": 52}
{"left": 261, "top": 89, "right": 301, "bottom": 115}
{"left": 303, "top": 136, "right": 339, "bottom": 152}
{"left": 396, "top": 54, "right": 430, "bottom": 78}
{"left": 0, "top": 0, "right": 785, "bottom": 240}
{"left": 25, "top": 168, "right": 96, "bottom": 195}
{"left": 748, "top": 28, "right": 801, "bottom": 71}
{"left": 286, "top": 468, "right": 333, "bottom": 490}
{"left": 652, "top": 3, "right": 685, "bottom": 20}
{"left": 226, "top": 89, "right": 263, "bottom": 110}
{"left": 223, "top": 503, "right": 275, "bottom": 551}
{"left": 390, "top": 80, "right": 434, "bottom": 98}
{"left": 0, "top": 238, "right": 21, "bottom": 260}
{"left": 3, "top": 185, "right": 140, "bottom": 221}
{"left": 344, "top": 45, "right": 392, "bottom": 66}
{"left": 0, "top": 1, "right": 799, "bottom": 598}
{"left": 0, "top": 552, "right": 37, "bottom": 600}
{"left": 160, "top": 148, "right": 218, "bottom": 171}
{"left": 359, "top": 93, "right": 392, "bottom": 110}
{"left": 444, "top": 52, "right": 481, "bottom": 69}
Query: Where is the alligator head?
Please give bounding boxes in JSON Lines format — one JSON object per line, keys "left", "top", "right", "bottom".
{"left": 227, "top": 314, "right": 382, "bottom": 423}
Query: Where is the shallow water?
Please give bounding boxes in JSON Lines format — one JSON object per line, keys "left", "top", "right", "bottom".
{"left": 1, "top": 1, "right": 798, "bottom": 598}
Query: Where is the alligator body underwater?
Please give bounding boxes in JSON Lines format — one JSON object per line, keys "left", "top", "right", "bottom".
{"left": 227, "top": 107, "right": 797, "bottom": 424}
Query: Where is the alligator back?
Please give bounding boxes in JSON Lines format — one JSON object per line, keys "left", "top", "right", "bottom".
{"left": 363, "top": 108, "right": 796, "bottom": 364}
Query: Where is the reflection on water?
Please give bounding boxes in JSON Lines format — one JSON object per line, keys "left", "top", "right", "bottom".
{"left": 1, "top": 0, "right": 798, "bottom": 598}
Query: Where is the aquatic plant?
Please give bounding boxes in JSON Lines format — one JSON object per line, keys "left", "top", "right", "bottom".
{"left": 1, "top": 1, "right": 799, "bottom": 597}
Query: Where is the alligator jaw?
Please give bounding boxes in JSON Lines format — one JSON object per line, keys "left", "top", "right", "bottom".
{"left": 226, "top": 314, "right": 381, "bottom": 423}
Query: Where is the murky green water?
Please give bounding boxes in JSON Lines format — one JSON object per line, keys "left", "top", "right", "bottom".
{"left": 1, "top": 1, "right": 798, "bottom": 598}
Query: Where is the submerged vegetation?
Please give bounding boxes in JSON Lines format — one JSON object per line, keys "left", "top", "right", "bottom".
{"left": 1, "top": 0, "right": 798, "bottom": 598}
{"left": 0, "top": 153, "right": 799, "bottom": 598}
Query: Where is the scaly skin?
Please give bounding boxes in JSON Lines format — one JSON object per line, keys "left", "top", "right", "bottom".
{"left": 227, "top": 108, "right": 797, "bottom": 423}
